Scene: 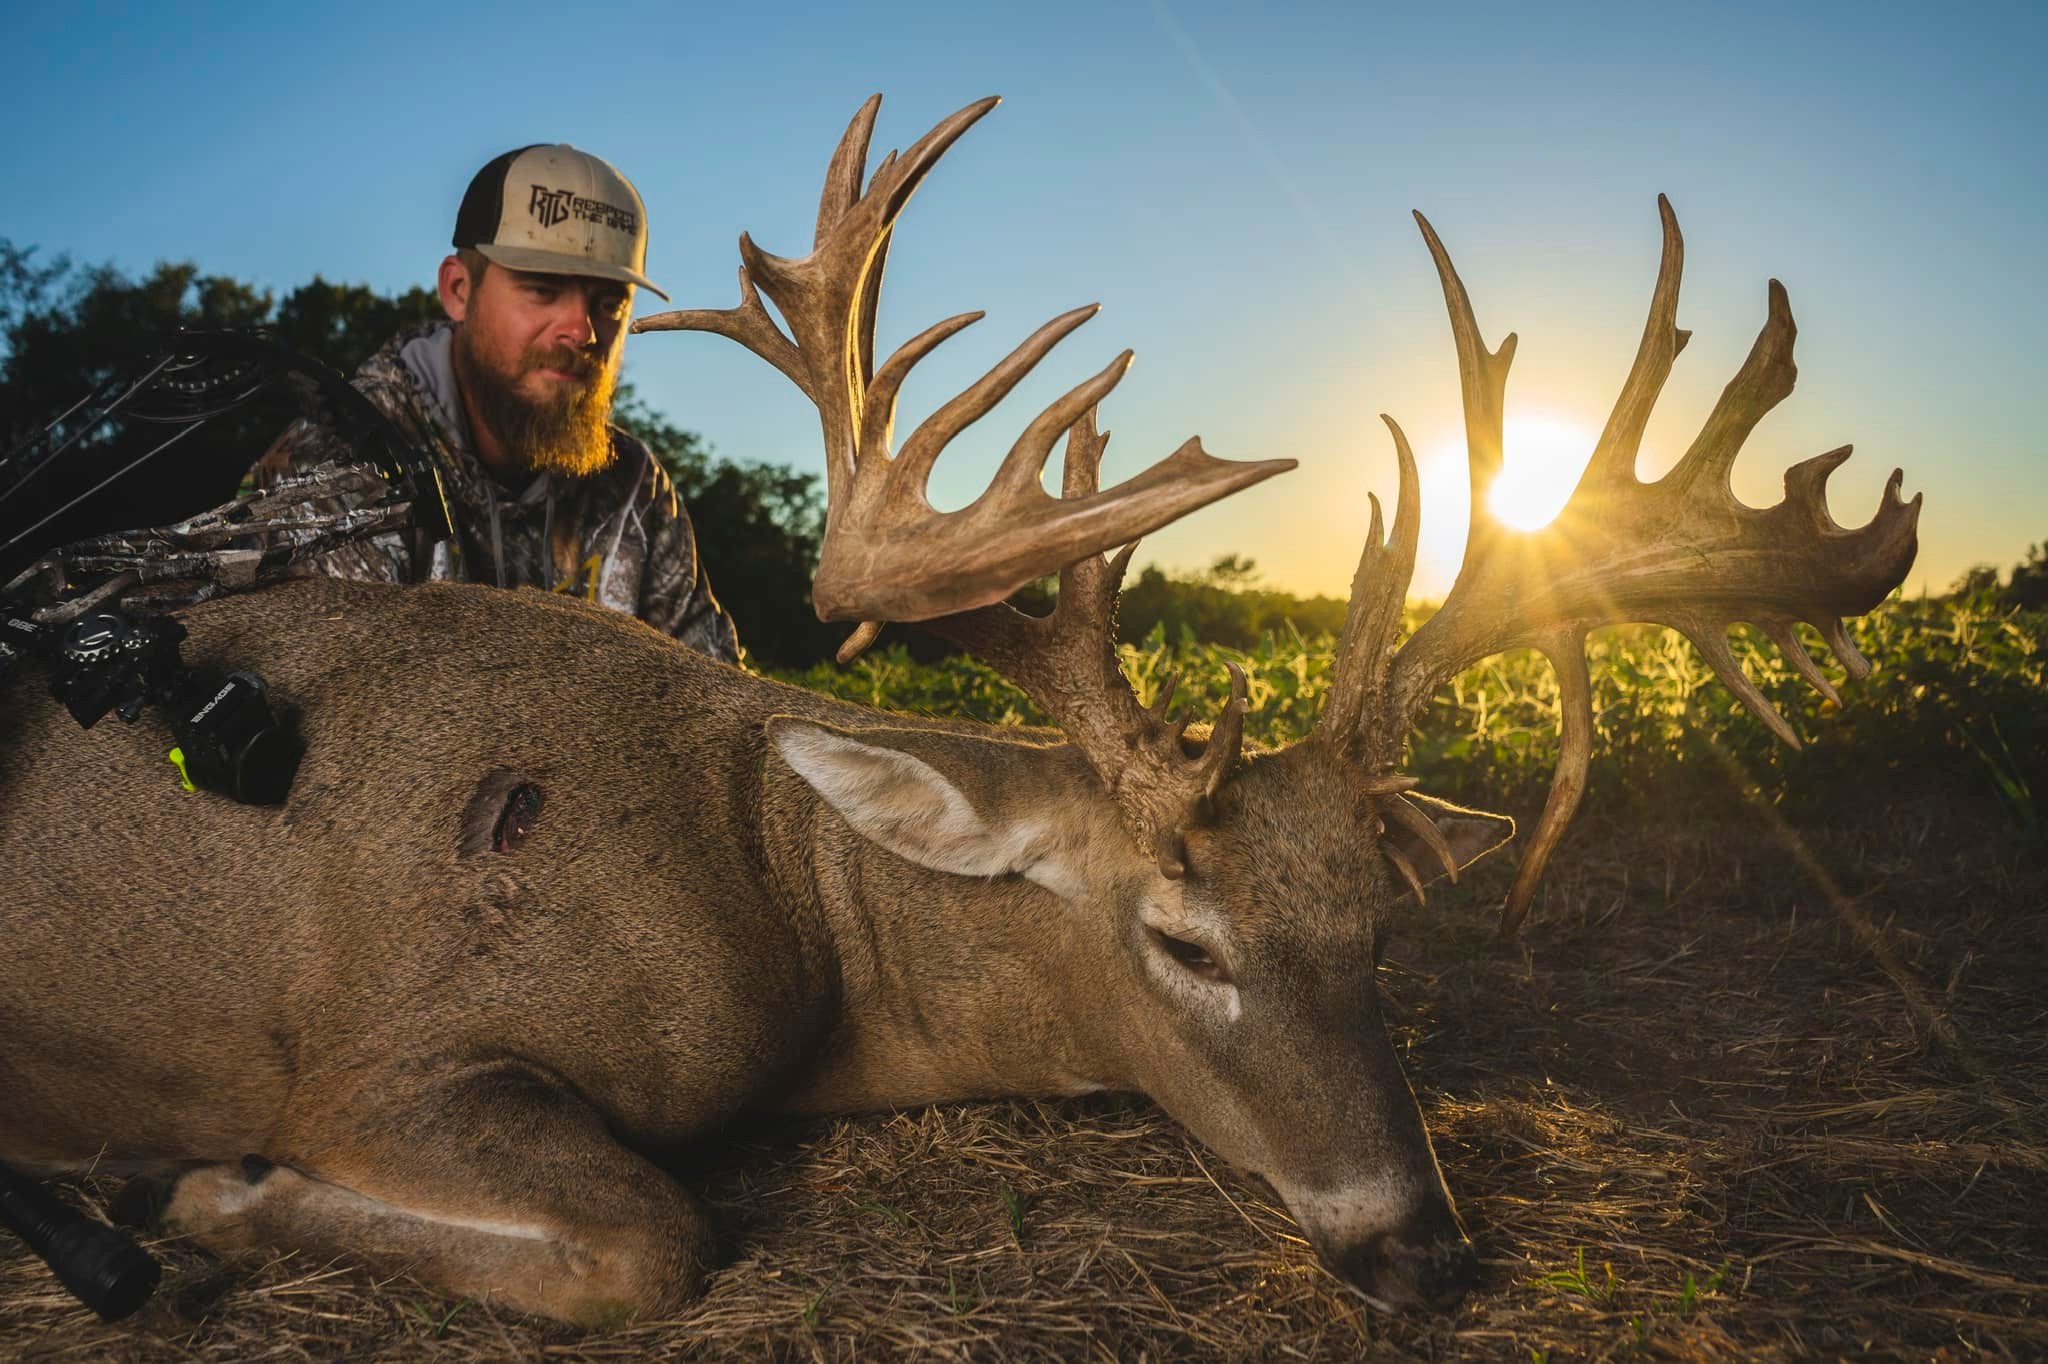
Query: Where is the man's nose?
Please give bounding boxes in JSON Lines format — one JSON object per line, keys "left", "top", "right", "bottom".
{"left": 548, "top": 297, "right": 599, "bottom": 350}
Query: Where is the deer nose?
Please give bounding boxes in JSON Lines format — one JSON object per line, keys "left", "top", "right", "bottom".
{"left": 1332, "top": 1205, "right": 1480, "bottom": 1311}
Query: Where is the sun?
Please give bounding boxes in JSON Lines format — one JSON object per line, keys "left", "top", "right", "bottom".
{"left": 1410, "top": 414, "right": 1602, "bottom": 597}
{"left": 1486, "top": 415, "right": 1596, "bottom": 531}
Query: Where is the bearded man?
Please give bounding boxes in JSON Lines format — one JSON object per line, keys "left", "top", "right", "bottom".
{"left": 249, "top": 145, "right": 738, "bottom": 661}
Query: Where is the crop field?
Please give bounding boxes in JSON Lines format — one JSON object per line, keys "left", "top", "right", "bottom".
{"left": 3, "top": 592, "right": 2042, "bottom": 1361}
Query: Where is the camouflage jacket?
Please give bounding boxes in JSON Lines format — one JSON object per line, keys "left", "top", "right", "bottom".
{"left": 249, "top": 322, "right": 739, "bottom": 663}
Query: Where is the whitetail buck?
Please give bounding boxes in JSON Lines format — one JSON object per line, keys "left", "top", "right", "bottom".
{"left": 0, "top": 97, "right": 1917, "bottom": 1324}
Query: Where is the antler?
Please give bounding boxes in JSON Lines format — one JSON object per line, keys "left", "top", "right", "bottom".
{"left": 923, "top": 410, "right": 1249, "bottom": 879}
{"left": 632, "top": 95, "right": 1292, "bottom": 628}
{"left": 1319, "top": 196, "right": 1921, "bottom": 933}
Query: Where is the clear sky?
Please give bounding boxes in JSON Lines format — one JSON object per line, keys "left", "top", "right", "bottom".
{"left": 4, "top": 0, "right": 2041, "bottom": 599}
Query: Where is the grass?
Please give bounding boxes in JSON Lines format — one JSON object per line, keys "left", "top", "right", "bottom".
{"left": 411, "top": 1298, "right": 470, "bottom": 1340}
{"left": 3, "top": 591, "right": 2041, "bottom": 1360}
{"left": 1003, "top": 1183, "right": 1026, "bottom": 1244}
{"left": 1529, "top": 1248, "right": 1619, "bottom": 1305}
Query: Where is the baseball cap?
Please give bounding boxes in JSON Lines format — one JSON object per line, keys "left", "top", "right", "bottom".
{"left": 452, "top": 144, "right": 670, "bottom": 300}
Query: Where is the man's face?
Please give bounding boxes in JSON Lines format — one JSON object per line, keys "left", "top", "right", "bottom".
{"left": 448, "top": 261, "right": 631, "bottom": 480}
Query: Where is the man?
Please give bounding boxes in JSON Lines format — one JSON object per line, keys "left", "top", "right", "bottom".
{"left": 250, "top": 144, "right": 738, "bottom": 662}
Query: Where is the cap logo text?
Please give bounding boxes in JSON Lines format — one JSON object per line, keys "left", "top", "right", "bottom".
{"left": 527, "top": 184, "right": 636, "bottom": 234}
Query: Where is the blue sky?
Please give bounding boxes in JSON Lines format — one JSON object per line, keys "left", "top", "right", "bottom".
{"left": 4, "top": 0, "right": 2041, "bottom": 599}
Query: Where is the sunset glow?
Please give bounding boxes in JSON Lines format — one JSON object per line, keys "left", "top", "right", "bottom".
{"left": 1406, "top": 416, "right": 1600, "bottom": 597}
{"left": 1487, "top": 416, "right": 1596, "bottom": 531}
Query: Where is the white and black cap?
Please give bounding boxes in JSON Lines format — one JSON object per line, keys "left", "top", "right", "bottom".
{"left": 453, "top": 144, "right": 669, "bottom": 300}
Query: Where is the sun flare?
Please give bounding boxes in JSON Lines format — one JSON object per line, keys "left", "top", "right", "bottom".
{"left": 1485, "top": 415, "right": 1596, "bottom": 531}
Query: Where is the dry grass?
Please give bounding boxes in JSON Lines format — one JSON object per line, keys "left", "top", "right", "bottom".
{"left": 5, "top": 794, "right": 2042, "bottom": 1362}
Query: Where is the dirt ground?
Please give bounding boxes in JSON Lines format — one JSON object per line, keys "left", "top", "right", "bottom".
{"left": 4, "top": 792, "right": 2042, "bottom": 1362}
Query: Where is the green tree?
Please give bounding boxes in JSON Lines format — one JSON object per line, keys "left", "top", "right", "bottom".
{"left": 1114, "top": 555, "right": 1348, "bottom": 649}
{"left": 611, "top": 387, "right": 833, "bottom": 667}
{"left": 2007, "top": 542, "right": 2048, "bottom": 611}
{"left": 271, "top": 277, "right": 442, "bottom": 379}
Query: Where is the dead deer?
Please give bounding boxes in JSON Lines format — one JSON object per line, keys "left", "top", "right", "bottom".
{"left": 0, "top": 96, "right": 1918, "bottom": 1325}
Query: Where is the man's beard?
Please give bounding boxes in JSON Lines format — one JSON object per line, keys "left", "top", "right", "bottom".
{"left": 452, "top": 328, "right": 620, "bottom": 480}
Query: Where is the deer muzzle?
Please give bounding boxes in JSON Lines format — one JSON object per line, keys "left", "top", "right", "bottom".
{"left": 1325, "top": 1197, "right": 1479, "bottom": 1311}
{"left": 1277, "top": 1177, "right": 1478, "bottom": 1311}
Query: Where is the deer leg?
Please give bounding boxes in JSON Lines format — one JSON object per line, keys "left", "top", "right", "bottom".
{"left": 159, "top": 1061, "right": 717, "bottom": 1327}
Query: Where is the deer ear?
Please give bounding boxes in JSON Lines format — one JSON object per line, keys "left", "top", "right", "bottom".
{"left": 765, "top": 717, "right": 1089, "bottom": 899}
{"left": 1381, "top": 792, "right": 1515, "bottom": 896}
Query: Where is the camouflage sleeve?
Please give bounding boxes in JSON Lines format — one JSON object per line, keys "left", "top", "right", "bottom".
{"left": 248, "top": 416, "right": 356, "bottom": 492}
{"left": 241, "top": 417, "right": 414, "bottom": 584}
{"left": 636, "top": 457, "right": 741, "bottom": 665}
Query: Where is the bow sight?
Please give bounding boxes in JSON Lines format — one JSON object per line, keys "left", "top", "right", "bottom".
{"left": 1, "top": 598, "right": 301, "bottom": 804}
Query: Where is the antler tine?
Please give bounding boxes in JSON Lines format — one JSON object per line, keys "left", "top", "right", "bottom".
{"left": 816, "top": 94, "right": 881, "bottom": 247}
{"left": 855, "top": 309, "right": 990, "bottom": 494}
{"left": 1496, "top": 640, "right": 1592, "bottom": 937}
{"left": 1383, "top": 842, "right": 1429, "bottom": 904}
{"left": 1319, "top": 413, "right": 1420, "bottom": 759}
{"left": 1762, "top": 619, "right": 1843, "bottom": 707}
{"left": 818, "top": 95, "right": 885, "bottom": 391}
{"left": 1373, "top": 198, "right": 1919, "bottom": 931}
{"left": 634, "top": 262, "right": 809, "bottom": 399}
{"left": 1193, "top": 663, "right": 1250, "bottom": 799}
{"left": 881, "top": 306, "right": 1104, "bottom": 517}
{"left": 1665, "top": 278, "right": 1798, "bottom": 503}
{"left": 1147, "top": 671, "right": 1181, "bottom": 721}
{"left": 636, "top": 95, "right": 1293, "bottom": 627}
{"left": 1382, "top": 793, "right": 1460, "bottom": 884}
{"left": 1820, "top": 614, "right": 1873, "bottom": 682}
{"left": 1678, "top": 612, "right": 1805, "bottom": 750}
{"left": 987, "top": 351, "right": 1137, "bottom": 506}
{"left": 1414, "top": 210, "right": 1516, "bottom": 548}
{"left": 1582, "top": 194, "right": 1690, "bottom": 489}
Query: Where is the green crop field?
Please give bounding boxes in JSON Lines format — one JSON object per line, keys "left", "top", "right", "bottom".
{"left": 771, "top": 590, "right": 2044, "bottom": 835}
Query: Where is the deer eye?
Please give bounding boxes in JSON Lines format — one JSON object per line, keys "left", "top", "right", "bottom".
{"left": 1148, "top": 926, "right": 1231, "bottom": 984}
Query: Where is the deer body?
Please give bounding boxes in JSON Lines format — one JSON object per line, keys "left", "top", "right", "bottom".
{"left": 3, "top": 579, "right": 1103, "bottom": 1138}
{"left": 3, "top": 577, "right": 1477, "bottom": 1321}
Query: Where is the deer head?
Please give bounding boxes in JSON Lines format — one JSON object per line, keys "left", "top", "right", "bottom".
{"left": 637, "top": 98, "right": 1918, "bottom": 1311}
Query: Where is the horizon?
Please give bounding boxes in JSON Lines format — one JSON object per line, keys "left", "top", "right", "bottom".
{"left": 4, "top": 1, "right": 2040, "bottom": 601}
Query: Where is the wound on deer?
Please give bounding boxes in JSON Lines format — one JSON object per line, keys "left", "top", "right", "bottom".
{"left": 493, "top": 784, "right": 543, "bottom": 853}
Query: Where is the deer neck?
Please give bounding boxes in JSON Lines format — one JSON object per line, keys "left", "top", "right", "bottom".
{"left": 757, "top": 753, "right": 1123, "bottom": 1116}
